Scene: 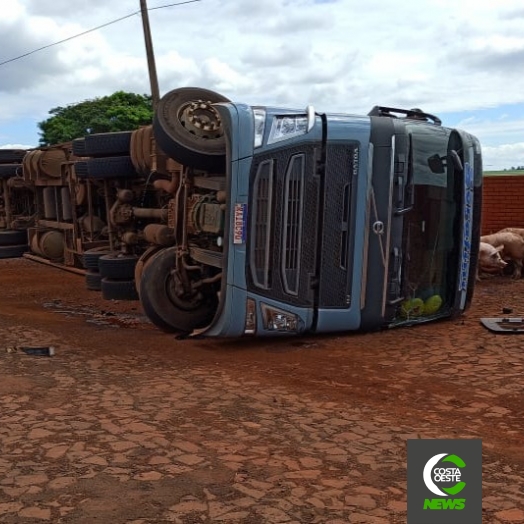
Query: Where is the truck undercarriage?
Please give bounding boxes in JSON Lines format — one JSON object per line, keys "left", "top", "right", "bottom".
{"left": 0, "top": 87, "right": 230, "bottom": 332}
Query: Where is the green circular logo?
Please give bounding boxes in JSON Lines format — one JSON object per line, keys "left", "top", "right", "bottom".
{"left": 423, "top": 453, "right": 466, "bottom": 496}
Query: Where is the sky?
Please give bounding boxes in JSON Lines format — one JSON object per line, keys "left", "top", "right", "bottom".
{"left": 0, "top": 0, "right": 523, "bottom": 170}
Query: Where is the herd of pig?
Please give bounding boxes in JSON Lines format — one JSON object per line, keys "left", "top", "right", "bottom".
{"left": 478, "top": 228, "right": 524, "bottom": 279}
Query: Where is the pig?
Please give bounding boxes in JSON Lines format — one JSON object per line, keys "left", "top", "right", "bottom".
{"left": 480, "top": 231, "right": 524, "bottom": 279}
{"left": 477, "top": 242, "right": 507, "bottom": 279}
{"left": 499, "top": 227, "right": 524, "bottom": 239}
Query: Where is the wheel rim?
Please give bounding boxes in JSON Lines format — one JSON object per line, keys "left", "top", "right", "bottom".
{"left": 178, "top": 100, "right": 224, "bottom": 140}
{"left": 165, "top": 270, "right": 206, "bottom": 311}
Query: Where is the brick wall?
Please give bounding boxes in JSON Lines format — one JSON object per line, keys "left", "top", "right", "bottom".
{"left": 481, "top": 175, "right": 524, "bottom": 235}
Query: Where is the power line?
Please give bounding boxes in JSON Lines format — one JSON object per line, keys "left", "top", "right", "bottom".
{"left": 149, "top": 1, "right": 200, "bottom": 11}
{"left": 0, "top": 0, "right": 201, "bottom": 68}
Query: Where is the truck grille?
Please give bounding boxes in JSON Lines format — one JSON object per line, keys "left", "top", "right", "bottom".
{"left": 250, "top": 159, "right": 274, "bottom": 289}
{"left": 247, "top": 144, "right": 319, "bottom": 306}
{"left": 282, "top": 154, "right": 305, "bottom": 295}
{"left": 247, "top": 143, "right": 357, "bottom": 309}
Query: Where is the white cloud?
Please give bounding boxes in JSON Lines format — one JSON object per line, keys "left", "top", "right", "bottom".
{"left": 0, "top": 0, "right": 523, "bottom": 169}
{"left": 455, "top": 117, "right": 524, "bottom": 147}
{"left": 482, "top": 143, "right": 524, "bottom": 171}
{"left": 0, "top": 144, "right": 33, "bottom": 150}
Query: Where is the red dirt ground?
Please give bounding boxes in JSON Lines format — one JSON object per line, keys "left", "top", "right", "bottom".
{"left": 0, "top": 257, "right": 523, "bottom": 523}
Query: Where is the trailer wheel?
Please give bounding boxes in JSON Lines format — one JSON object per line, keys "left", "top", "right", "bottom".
{"left": 0, "top": 149, "right": 27, "bottom": 163}
{"left": 0, "top": 230, "right": 28, "bottom": 246}
{"left": 82, "top": 247, "right": 112, "bottom": 270}
{"left": 84, "top": 131, "right": 132, "bottom": 157}
{"left": 0, "top": 244, "right": 28, "bottom": 259}
{"left": 0, "top": 164, "right": 21, "bottom": 178}
{"left": 75, "top": 156, "right": 138, "bottom": 179}
{"left": 72, "top": 138, "right": 87, "bottom": 157}
{"left": 98, "top": 254, "right": 138, "bottom": 280}
{"left": 85, "top": 270, "right": 102, "bottom": 291}
{"left": 153, "top": 87, "right": 230, "bottom": 172}
{"left": 139, "top": 246, "right": 218, "bottom": 332}
{"left": 101, "top": 278, "right": 139, "bottom": 301}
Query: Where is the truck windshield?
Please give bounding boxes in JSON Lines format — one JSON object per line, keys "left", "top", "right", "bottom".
{"left": 397, "top": 124, "right": 459, "bottom": 322}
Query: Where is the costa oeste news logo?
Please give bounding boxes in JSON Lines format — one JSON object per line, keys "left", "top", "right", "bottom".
{"left": 423, "top": 453, "right": 466, "bottom": 509}
{"left": 407, "top": 439, "right": 482, "bottom": 524}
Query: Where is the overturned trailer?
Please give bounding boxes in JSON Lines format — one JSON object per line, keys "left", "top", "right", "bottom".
{"left": 0, "top": 126, "right": 180, "bottom": 299}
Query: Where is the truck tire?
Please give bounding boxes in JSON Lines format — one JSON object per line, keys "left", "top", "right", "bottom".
{"left": 98, "top": 254, "right": 138, "bottom": 280}
{"left": 72, "top": 138, "right": 87, "bottom": 157}
{"left": 85, "top": 270, "right": 102, "bottom": 291}
{"left": 0, "top": 149, "right": 26, "bottom": 163}
{"left": 101, "top": 278, "right": 139, "bottom": 301}
{"left": 0, "top": 164, "right": 21, "bottom": 178}
{"left": 82, "top": 247, "right": 112, "bottom": 270}
{"left": 0, "top": 244, "right": 28, "bottom": 259}
{"left": 0, "top": 230, "right": 28, "bottom": 246}
{"left": 75, "top": 156, "right": 137, "bottom": 179}
{"left": 134, "top": 246, "right": 163, "bottom": 296}
{"left": 84, "top": 131, "right": 132, "bottom": 157}
{"left": 153, "top": 87, "right": 230, "bottom": 172}
{"left": 139, "top": 246, "right": 218, "bottom": 333}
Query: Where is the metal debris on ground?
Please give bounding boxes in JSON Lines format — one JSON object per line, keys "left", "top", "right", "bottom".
{"left": 480, "top": 317, "right": 524, "bottom": 333}
{"left": 3, "top": 346, "right": 55, "bottom": 355}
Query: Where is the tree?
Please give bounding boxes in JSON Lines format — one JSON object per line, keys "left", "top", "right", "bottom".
{"left": 38, "top": 91, "right": 154, "bottom": 146}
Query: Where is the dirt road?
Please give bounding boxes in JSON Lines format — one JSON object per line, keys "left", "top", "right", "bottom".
{"left": 0, "top": 258, "right": 523, "bottom": 523}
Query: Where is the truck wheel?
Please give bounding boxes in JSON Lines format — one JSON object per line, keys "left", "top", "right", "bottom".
{"left": 98, "top": 254, "right": 138, "bottom": 280}
{"left": 134, "top": 246, "right": 163, "bottom": 296}
{"left": 0, "top": 164, "right": 21, "bottom": 178}
{"left": 153, "top": 87, "right": 230, "bottom": 172}
{"left": 101, "top": 278, "right": 139, "bottom": 301}
{"left": 84, "top": 131, "right": 132, "bottom": 157}
{"left": 0, "top": 230, "right": 28, "bottom": 246}
{"left": 72, "top": 138, "right": 87, "bottom": 157}
{"left": 0, "top": 244, "right": 28, "bottom": 259}
{"left": 139, "top": 246, "right": 218, "bottom": 332}
{"left": 75, "top": 156, "right": 137, "bottom": 179}
{"left": 0, "top": 149, "right": 26, "bottom": 163}
{"left": 85, "top": 270, "right": 102, "bottom": 291}
{"left": 82, "top": 247, "right": 112, "bottom": 270}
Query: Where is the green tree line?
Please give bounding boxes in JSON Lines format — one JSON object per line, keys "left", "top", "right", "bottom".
{"left": 38, "top": 91, "right": 154, "bottom": 146}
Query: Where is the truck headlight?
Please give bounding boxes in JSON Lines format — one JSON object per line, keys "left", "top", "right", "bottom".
{"left": 244, "top": 298, "right": 257, "bottom": 334}
{"left": 268, "top": 114, "right": 308, "bottom": 144}
{"left": 253, "top": 108, "right": 266, "bottom": 148}
{"left": 261, "top": 303, "right": 299, "bottom": 332}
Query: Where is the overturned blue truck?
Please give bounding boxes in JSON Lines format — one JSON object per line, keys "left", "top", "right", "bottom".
{"left": 138, "top": 88, "right": 483, "bottom": 337}
{"left": 0, "top": 87, "right": 483, "bottom": 337}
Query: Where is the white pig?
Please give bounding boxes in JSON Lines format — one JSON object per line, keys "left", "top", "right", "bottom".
{"left": 477, "top": 242, "right": 507, "bottom": 279}
{"left": 480, "top": 231, "right": 524, "bottom": 279}
{"left": 499, "top": 227, "right": 524, "bottom": 239}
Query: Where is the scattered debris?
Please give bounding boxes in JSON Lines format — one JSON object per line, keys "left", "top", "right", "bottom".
{"left": 3, "top": 346, "right": 55, "bottom": 356}
{"left": 21, "top": 346, "right": 55, "bottom": 356}
{"left": 480, "top": 317, "right": 524, "bottom": 333}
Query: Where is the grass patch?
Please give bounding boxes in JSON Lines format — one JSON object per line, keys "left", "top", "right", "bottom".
{"left": 484, "top": 170, "right": 524, "bottom": 176}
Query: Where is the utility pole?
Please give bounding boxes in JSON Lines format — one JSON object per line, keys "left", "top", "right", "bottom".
{"left": 139, "top": 0, "right": 160, "bottom": 110}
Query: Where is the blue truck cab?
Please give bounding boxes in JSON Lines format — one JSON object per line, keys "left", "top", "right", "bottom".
{"left": 141, "top": 90, "right": 482, "bottom": 338}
